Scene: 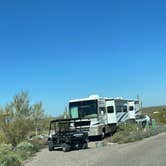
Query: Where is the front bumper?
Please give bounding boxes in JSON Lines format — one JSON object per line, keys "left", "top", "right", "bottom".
{"left": 88, "top": 125, "right": 103, "bottom": 136}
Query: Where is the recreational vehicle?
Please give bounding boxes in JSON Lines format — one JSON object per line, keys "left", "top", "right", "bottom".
{"left": 68, "top": 95, "right": 140, "bottom": 138}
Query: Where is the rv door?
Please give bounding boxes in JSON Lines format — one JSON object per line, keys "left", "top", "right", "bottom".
{"left": 106, "top": 101, "right": 117, "bottom": 124}
{"left": 128, "top": 102, "right": 136, "bottom": 119}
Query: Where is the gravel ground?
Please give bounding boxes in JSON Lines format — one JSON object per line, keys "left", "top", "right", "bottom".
{"left": 26, "top": 132, "right": 166, "bottom": 166}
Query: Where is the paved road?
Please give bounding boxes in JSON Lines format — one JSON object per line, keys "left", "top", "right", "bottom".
{"left": 26, "top": 132, "right": 166, "bottom": 166}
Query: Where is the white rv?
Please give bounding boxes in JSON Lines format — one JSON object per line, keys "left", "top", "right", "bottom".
{"left": 69, "top": 95, "right": 140, "bottom": 138}
{"left": 106, "top": 99, "right": 140, "bottom": 123}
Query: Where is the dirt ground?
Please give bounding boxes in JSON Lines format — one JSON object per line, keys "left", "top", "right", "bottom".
{"left": 26, "top": 132, "right": 166, "bottom": 166}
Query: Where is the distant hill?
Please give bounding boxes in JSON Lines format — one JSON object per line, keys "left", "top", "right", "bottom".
{"left": 141, "top": 106, "right": 166, "bottom": 124}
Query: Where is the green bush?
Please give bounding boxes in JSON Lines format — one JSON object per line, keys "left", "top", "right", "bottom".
{"left": 0, "top": 144, "right": 13, "bottom": 153}
{"left": 111, "top": 124, "right": 166, "bottom": 144}
{"left": 16, "top": 141, "right": 34, "bottom": 152}
{"left": 30, "top": 138, "right": 46, "bottom": 152}
{"left": 0, "top": 133, "right": 7, "bottom": 144}
{"left": 0, "top": 153, "right": 21, "bottom": 166}
{"left": 0, "top": 144, "right": 21, "bottom": 166}
{"left": 0, "top": 141, "right": 44, "bottom": 164}
{"left": 141, "top": 106, "right": 166, "bottom": 124}
{"left": 15, "top": 141, "right": 35, "bottom": 160}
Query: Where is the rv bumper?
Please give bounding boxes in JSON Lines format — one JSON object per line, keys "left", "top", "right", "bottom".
{"left": 88, "top": 125, "right": 103, "bottom": 136}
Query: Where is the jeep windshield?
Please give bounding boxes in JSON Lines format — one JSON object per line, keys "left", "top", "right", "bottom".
{"left": 69, "top": 100, "right": 98, "bottom": 119}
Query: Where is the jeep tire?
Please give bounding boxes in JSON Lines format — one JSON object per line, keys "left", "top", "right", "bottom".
{"left": 62, "top": 143, "right": 71, "bottom": 152}
{"left": 48, "top": 142, "right": 54, "bottom": 151}
{"left": 82, "top": 142, "right": 88, "bottom": 149}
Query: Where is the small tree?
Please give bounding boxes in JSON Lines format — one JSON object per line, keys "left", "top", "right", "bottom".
{"left": 0, "top": 91, "right": 50, "bottom": 146}
{"left": 32, "top": 102, "right": 44, "bottom": 136}
{"left": 0, "top": 92, "right": 35, "bottom": 145}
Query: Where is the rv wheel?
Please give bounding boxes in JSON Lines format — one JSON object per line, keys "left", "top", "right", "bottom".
{"left": 99, "top": 131, "right": 105, "bottom": 140}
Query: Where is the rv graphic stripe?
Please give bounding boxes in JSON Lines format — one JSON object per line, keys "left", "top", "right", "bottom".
{"left": 118, "top": 112, "right": 128, "bottom": 122}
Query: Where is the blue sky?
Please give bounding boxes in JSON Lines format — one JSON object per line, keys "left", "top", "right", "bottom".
{"left": 0, "top": 0, "right": 166, "bottom": 115}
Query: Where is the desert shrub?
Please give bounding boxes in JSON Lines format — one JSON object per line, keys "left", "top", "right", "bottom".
{"left": 0, "top": 92, "right": 47, "bottom": 146}
{"left": 16, "top": 141, "right": 34, "bottom": 152}
{"left": 141, "top": 106, "right": 166, "bottom": 124}
{"left": 119, "top": 123, "right": 138, "bottom": 130}
{"left": 0, "top": 144, "right": 13, "bottom": 153}
{"left": 111, "top": 124, "right": 166, "bottom": 144}
{"left": 111, "top": 123, "right": 137, "bottom": 143}
{"left": 15, "top": 141, "right": 35, "bottom": 160}
{"left": 0, "top": 133, "right": 7, "bottom": 144}
{"left": 157, "top": 125, "right": 166, "bottom": 132}
{"left": 111, "top": 132, "right": 125, "bottom": 143}
{"left": 30, "top": 138, "right": 46, "bottom": 152}
{"left": 0, "top": 144, "right": 21, "bottom": 166}
{"left": 0, "top": 153, "right": 21, "bottom": 166}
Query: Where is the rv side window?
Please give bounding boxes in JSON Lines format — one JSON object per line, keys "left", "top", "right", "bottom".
{"left": 107, "top": 106, "right": 114, "bottom": 113}
{"left": 116, "top": 106, "right": 123, "bottom": 113}
{"left": 129, "top": 106, "right": 134, "bottom": 111}
{"left": 123, "top": 106, "right": 127, "bottom": 112}
{"left": 99, "top": 107, "right": 106, "bottom": 114}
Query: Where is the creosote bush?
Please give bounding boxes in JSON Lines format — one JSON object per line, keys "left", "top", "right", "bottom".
{"left": 15, "top": 141, "right": 36, "bottom": 160}
{"left": 0, "top": 133, "right": 7, "bottom": 144}
{"left": 30, "top": 138, "right": 46, "bottom": 152}
{"left": 141, "top": 106, "right": 166, "bottom": 124}
{"left": 0, "top": 141, "right": 43, "bottom": 165}
{"left": 0, "top": 91, "right": 47, "bottom": 146}
{"left": 0, "top": 144, "right": 21, "bottom": 166}
{"left": 16, "top": 141, "right": 34, "bottom": 152}
{"left": 111, "top": 123, "right": 166, "bottom": 144}
{"left": 0, "top": 91, "right": 50, "bottom": 165}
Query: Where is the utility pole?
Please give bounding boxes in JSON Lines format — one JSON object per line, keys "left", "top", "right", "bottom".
{"left": 137, "top": 95, "right": 143, "bottom": 109}
{"left": 64, "top": 106, "right": 68, "bottom": 119}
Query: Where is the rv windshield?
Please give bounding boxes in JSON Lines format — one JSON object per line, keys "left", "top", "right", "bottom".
{"left": 69, "top": 100, "right": 98, "bottom": 119}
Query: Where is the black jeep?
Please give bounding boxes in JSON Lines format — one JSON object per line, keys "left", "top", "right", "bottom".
{"left": 47, "top": 118, "right": 89, "bottom": 152}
